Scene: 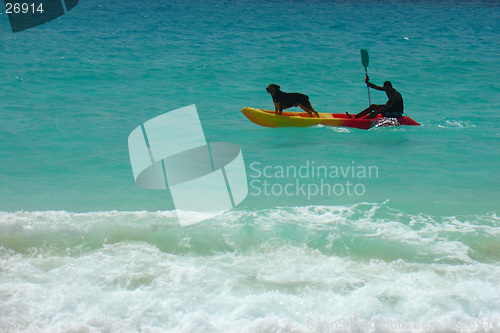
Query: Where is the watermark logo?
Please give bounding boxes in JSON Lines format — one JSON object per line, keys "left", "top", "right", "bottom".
{"left": 128, "top": 105, "right": 248, "bottom": 227}
{"left": 4, "top": 0, "right": 79, "bottom": 33}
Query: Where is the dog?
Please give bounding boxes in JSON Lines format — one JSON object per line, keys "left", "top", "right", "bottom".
{"left": 266, "top": 84, "right": 319, "bottom": 117}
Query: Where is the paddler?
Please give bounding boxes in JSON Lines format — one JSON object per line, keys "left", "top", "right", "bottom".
{"left": 347, "top": 77, "right": 404, "bottom": 119}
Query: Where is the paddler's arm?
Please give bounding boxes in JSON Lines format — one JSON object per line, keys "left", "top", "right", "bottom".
{"left": 364, "top": 77, "right": 384, "bottom": 91}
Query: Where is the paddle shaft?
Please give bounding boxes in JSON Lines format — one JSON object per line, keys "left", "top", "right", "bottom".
{"left": 361, "top": 49, "right": 371, "bottom": 106}
{"left": 364, "top": 69, "right": 371, "bottom": 106}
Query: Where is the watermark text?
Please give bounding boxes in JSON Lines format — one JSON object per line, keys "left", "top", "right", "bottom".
{"left": 249, "top": 160, "right": 378, "bottom": 200}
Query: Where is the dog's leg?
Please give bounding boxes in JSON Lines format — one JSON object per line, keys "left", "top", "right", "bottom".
{"left": 306, "top": 102, "right": 320, "bottom": 118}
{"left": 299, "top": 104, "right": 318, "bottom": 118}
{"left": 310, "top": 107, "right": 320, "bottom": 118}
{"left": 298, "top": 104, "right": 310, "bottom": 116}
{"left": 274, "top": 103, "right": 279, "bottom": 115}
{"left": 274, "top": 103, "right": 284, "bottom": 115}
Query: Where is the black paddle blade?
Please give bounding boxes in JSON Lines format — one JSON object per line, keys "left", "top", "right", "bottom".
{"left": 361, "top": 49, "right": 369, "bottom": 69}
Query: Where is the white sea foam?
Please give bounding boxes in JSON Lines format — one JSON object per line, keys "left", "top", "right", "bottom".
{"left": 0, "top": 205, "right": 499, "bottom": 332}
{"left": 437, "top": 120, "right": 477, "bottom": 129}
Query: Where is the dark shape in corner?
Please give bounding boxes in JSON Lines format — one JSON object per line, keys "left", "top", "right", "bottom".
{"left": 64, "top": 0, "right": 77, "bottom": 12}
{"left": 4, "top": 0, "right": 79, "bottom": 33}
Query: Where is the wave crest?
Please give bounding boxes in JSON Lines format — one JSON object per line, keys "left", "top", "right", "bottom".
{"left": 1, "top": 204, "right": 498, "bottom": 265}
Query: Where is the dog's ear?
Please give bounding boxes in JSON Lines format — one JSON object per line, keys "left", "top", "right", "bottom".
{"left": 275, "top": 84, "right": 280, "bottom": 89}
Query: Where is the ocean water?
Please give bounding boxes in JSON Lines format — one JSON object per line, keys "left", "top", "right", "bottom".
{"left": 1, "top": 0, "right": 499, "bottom": 332}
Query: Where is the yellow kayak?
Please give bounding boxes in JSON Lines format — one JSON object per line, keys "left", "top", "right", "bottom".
{"left": 241, "top": 107, "right": 420, "bottom": 130}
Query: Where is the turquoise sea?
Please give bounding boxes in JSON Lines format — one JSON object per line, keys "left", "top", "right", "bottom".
{"left": 1, "top": 0, "right": 499, "bottom": 332}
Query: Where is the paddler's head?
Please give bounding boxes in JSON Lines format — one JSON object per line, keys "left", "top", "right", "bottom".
{"left": 383, "top": 81, "right": 394, "bottom": 93}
